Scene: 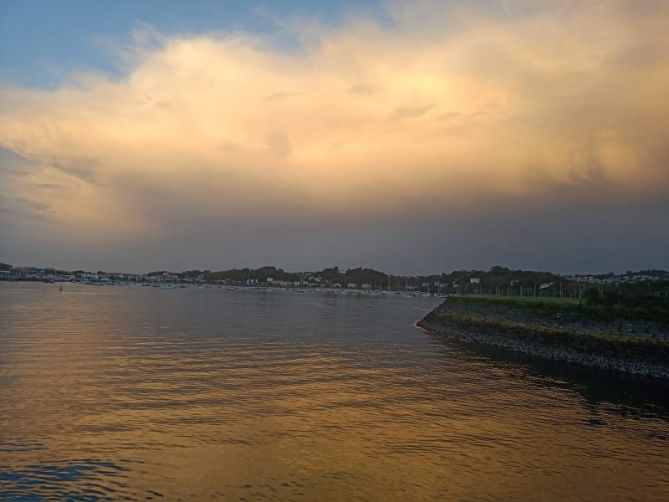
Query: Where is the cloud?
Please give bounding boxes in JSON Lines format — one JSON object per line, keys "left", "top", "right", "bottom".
{"left": 387, "top": 104, "right": 434, "bottom": 122}
{"left": 0, "top": 0, "right": 668, "bottom": 271}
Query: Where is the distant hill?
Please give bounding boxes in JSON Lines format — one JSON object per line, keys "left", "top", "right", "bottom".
{"left": 3, "top": 262, "right": 667, "bottom": 300}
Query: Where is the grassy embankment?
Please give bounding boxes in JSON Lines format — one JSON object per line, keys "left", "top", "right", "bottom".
{"left": 419, "top": 295, "right": 669, "bottom": 374}
{"left": 448, "top": 294, "right": 669, "bottom": 322}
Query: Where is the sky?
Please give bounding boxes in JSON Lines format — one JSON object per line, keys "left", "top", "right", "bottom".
{"left": 1, "top": 0, "right": 668, "bottom": 275}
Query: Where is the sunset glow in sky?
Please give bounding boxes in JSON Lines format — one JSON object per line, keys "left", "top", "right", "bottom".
{"left": 1, "top": 1, "right": 668, "bottom": 273}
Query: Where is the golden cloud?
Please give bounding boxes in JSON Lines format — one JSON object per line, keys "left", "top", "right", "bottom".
{"left": 1, "top": 0, "right": 668, "bottom": 237}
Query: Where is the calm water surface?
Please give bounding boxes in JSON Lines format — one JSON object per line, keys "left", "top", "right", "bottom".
{"left": 1, "top": 282, "right": 667, "bottom": 500}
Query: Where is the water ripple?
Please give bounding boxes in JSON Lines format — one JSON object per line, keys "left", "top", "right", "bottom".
{"left": 1, "top": 283, "right": 668, "bottom": 500}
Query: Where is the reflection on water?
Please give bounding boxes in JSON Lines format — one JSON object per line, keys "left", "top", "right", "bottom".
{"left": 0, "top": 459, "right": 134, "bottom": 500}
{"left": 424, "top": 331, "right": 669, "bottom": 422}
{"left": 1, "top": 282, "right": 667, "bottom": 500}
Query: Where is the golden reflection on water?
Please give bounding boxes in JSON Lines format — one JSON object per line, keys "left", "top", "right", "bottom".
{"left": 1, "top": 283, "right": 668, "bottom": 500}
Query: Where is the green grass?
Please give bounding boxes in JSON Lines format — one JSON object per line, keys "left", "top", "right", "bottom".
{"left": 458, "top": 294, "right": 580, "bottom": 305}
{"left": 443, "top": 295, "right": 669, "bottom": 323}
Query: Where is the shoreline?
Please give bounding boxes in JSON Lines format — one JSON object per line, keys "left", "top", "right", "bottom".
{"left": 417, "top": 296, "right": 669, "bottom": 379}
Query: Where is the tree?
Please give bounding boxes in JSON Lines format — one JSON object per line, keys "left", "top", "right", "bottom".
{"left": 583, "top": 286, "right": 602, "bottom": 305}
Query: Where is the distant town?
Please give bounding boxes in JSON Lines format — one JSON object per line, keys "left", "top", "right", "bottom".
{"left": 1, "top": 262, "right": 668, "bottom": 299}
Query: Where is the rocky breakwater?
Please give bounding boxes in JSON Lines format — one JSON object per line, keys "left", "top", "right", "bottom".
{"left": 418, "top": 296, "right": 669, "bottom": 378}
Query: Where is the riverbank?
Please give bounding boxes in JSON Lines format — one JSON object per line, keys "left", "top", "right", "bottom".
{"left": 417, "top": 296, "right": 669, "bottom": 378}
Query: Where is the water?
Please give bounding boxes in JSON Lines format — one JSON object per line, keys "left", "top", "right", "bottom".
{"left": 1, "top": 282, "right": 667, "bottom": 500}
